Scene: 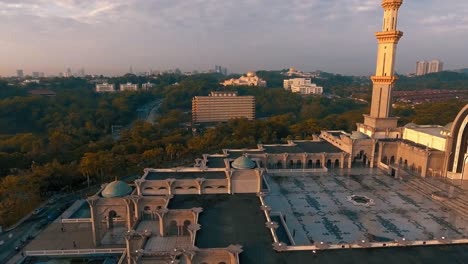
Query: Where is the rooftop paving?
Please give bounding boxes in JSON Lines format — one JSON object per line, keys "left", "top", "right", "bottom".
{"left": 267, "top": 168, "right": 468, "bottom": 245}
{"left": 167, "top": 193, "right": 468, "bottom": 264}
{"left": 146, "top": 171, "right": 227, "bottom": 180}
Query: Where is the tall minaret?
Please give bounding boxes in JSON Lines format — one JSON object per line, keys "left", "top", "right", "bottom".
{"left": 358, "top": 0, "right": 403, "bottom": 139}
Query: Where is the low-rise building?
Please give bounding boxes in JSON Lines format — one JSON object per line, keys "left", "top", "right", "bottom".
{"left": 221, "top": 71, "right": 267, "bottom": 87}
{"left": 284, "top": 78, "right": 323, "bottom": 95}
{"left": 120, "top": 83, "right": 138, "bottom": 91}
{"left": 192, "top": 91, "right": 255, "bottom": 123}
{"left": 141, "top": 82, "right": 154, "bottom": 90}
{"left": 95, "top": 83, "right": 115, "bottom": 93}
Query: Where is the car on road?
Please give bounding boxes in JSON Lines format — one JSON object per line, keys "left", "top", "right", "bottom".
{"left": 33, "top": 207, "right": 45, "bottom": 215}
{"left": 48, "top": 196, "right": 60, "bottom": 205}
{"left": 36, "top": 219, "right": 48, "bottom": 230}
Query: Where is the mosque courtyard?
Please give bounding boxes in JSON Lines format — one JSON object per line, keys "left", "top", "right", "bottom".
{"left": 265, "top": 168, "right": 468, "bottom": 246}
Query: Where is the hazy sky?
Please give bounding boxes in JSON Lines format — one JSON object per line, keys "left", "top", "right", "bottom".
{"left": 1, "top": 0, "right": 467, "bottom": 76}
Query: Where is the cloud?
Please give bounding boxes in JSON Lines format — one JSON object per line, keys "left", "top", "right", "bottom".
{"left": 0, "top": 0, "right": 467, "bottom": 75}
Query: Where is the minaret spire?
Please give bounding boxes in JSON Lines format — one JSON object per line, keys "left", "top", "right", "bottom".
{"left": 357, "top": 0, "right": 404, "bottom": 139}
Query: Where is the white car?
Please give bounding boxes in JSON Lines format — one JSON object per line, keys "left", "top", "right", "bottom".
{"left": 33, "top": 207, "right": 44, "bottom": 215}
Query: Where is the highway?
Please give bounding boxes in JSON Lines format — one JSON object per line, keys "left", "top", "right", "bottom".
{"left": 0, "top": 174, "right": 139, "bottom": 263}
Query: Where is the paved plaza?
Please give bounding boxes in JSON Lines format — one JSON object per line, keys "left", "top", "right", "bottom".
{"left": 266, "top": 168, "right": 468, "bottom": 245}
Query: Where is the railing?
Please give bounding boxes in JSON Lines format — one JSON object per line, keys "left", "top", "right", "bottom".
{"left": 26, "top": 248, "right": 126, "bottom": 256}
{"left": 266, "top": 168, "right": 327, "bottom": 174}
{"left": 117, "top": 251, "right": 127, "bottom": 264}
{"left": 277, "top": 238, "right": 468, "bottom": 252}
{"left": 62, "top": 218, "right": 92, "bottom": 223}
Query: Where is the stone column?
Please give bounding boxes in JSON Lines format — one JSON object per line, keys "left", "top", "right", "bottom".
{"left": 227, "top": 171, "right": 233, "bottom": 194}
{"left": 166, "top": 178, "right": 176, "bottom": 195}
{"left": 187, "top": 223, "right": 201, "bottom": 244}
{"left": 195, "top": 178, "right": 205, "bottom": 195}
{"left": 264, "top": 154, "right": 269, "bottom": 169}
{"left": 255, "top": 170, "right": 262, "bottom": 192}
{"left": 378, "top": 142, "right": 385, "bottom": 166}
{"left": 422, "top": 151, "right": 431, "bottom": 178}
{"left": 155, "top": 208, "right": 168, "bottom": 237}
{"left": 283, "top": 153, "right": 289, "bottom": 168}
{"left": 124, "top": 198, "right": 133, "bottom": 230}
{"left": 226, "top": 245, "right": 243, "bottom": 264}
{"left": 130, "top": 195, "right": 141, "bottom": 221}
{"left": 124, "top": 232, "right": 133, "bottom": 264}
{"left": 370, "top": 140, "right": 377, "bottom": 168}
{"left": 134, "top": 179, "right": 144, "bottom": 196}
{"left": 302, "top": 153, "right": 308, "bottom": 169}
{"left": 87, "top": 197, "right": 100, "bottom": 247}
{"left": 340, "top": 153, "right": 345, "bottom": 169}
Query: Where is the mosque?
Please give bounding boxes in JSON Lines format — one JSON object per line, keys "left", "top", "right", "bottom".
{"left": 221, "top": 71, "right": 267, "bottom": 87}
{"left": 22, "top": 1, "right": 467, "bottom": 263}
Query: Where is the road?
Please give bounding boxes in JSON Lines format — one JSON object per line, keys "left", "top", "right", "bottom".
{"left": 0, "top": 194, "right": 78, "bottom": 264}
{"left": 0, "top": 175, "right": 139, "bottom": 263}
{"left": 113, "top": 99, "right": 163, "bottom": 139}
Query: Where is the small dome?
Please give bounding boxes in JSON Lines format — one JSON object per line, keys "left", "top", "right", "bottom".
{"left": 289, "top": 67, "right": 295, "bottom": 72}
{"left": 231, "top": 155, "right": 256, "bottom": 169}
{"left": 404, "top": 123, "right": 418, "bottom": 128}
{"left": 350, "top": 131, "right": 369, "bottom": 140}
{"left": 246, "top": 71, "right": 256, "bottom": 77}
{"left": 102, "top": 180, "right": 132, "bottom": 198}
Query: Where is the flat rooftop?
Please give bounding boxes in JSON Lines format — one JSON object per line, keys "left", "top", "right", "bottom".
{"left": 206, "top": 157, "right": 227, "bottom": 168}
{"left": 169, "top": 194, "right": 291, "bottom": 263}
{"left": 409, "top": 126, "right": 445, "bottom": 138}
{"left": 227, "top": 150, "right": 263, "bottom": 158}
{"left": 26, "top": 222, "right": 122, "bottom": 251}
{"left": 146, "top": 171, "right": 227, "bottom": 180}
{"left": 266, "top": 169, "right": 468, "bottom": 246}
{"left": 263, "top": 141, "right": 342, "bottom": 154}
{"left": 167, "top": 193, "right": 468, "bottom": 264}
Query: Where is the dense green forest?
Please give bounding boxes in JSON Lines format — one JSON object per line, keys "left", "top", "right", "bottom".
{"left": 0, "top": 71, "right": 466, "bottom": 227}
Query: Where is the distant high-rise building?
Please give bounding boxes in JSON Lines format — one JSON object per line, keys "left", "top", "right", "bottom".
{"left": 16, "top": 69, "right": 24, "bottom": 78}
{"left": 129, "top": 66, "right": 133, "bottom": 74}
{"left": 428, "top": 60, "right": 443, "bottom": 74}
{"left": 32, "top": 72, "right": 40, "bottom": 78}
{"left": 416, "top": 60, "right": 443, "bottom": 76}
{"left": 416, "top": 61, "right": 429, "bottom": 76}
{"left": 65, "top": 68, "right": 72, "bottom": 77}
{"left": 214, "top": 65, "right": 228, "bottom": 75}
{"left": 78, "top": 68, "right": 85, "bottom": 77}
{"left": 192, "top": 91, "right": 255, "bottom": 123}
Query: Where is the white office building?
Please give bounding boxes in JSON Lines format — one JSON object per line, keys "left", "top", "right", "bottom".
{"left": 283, "top": 78, "right": 323, "bottom": 95}
{"left": 95, "top": 83, "right": 116, "bottom": 93}
{"left": 120, "top": 83, "right": 139, "bottom": 91}
{"left": 142, "top": 82, "right": 155, "bottom": 90}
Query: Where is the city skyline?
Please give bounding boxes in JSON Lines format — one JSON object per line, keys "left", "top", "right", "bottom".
{"left": 1, "top": 0, "right": 467, "bottom": 76}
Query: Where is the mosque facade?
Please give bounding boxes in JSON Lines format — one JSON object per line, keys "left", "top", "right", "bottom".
{"left": 20, "top": 1, "right": 468, "bottom": 263}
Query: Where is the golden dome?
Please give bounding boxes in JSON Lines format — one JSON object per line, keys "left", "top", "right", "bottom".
{"left": 246, "top": 71, "right": 256, "bottom": 77}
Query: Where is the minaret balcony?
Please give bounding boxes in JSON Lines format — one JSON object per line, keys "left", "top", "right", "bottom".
{"left": 382, "top": 0, "right": 403, "bottom": 10}
{"left": 375, "top": 31, "right": 403, "bottom": 43}
{"left": 371, "top": 76, "right": 398, "bottom": 84}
